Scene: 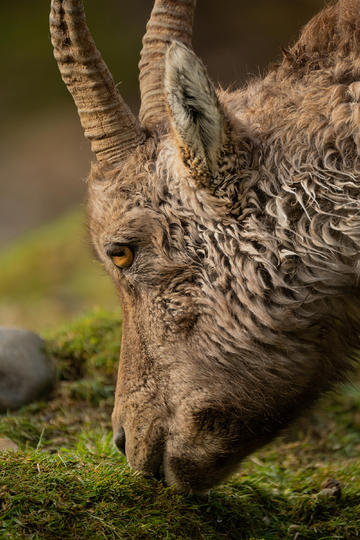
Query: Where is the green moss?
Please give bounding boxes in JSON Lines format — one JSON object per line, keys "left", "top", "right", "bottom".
{"left": 45, "top": 308, "right": 122, "bottom": 379}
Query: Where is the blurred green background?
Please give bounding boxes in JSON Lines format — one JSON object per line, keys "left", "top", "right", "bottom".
{"left": 0, "top": 0, "right": 324, "bottom": 331}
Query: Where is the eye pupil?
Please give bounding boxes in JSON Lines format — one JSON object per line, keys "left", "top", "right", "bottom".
{"left": 110, "top": 246, "right": 134, "bottom": 268}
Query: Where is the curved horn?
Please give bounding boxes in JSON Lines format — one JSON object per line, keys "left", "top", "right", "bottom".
{"left": 139, "top": 0, "right": 196, "bottom": 130}
{"left": 50, "top": 0, "right": 145, "bottom": 164}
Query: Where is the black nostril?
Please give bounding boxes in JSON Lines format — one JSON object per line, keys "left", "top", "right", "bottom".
{"left": 114, "top": 427, "right": 126, "bottom": 455}
{"left": 153, "top": 463, "right": 165, "bottom": 482}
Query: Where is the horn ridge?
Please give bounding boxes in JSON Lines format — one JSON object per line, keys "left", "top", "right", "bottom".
{"left": 50, "top": 0, "right": 145, "bottom": 164}
{"left": 139, "top": 0, "right": 196, "bottom": 130}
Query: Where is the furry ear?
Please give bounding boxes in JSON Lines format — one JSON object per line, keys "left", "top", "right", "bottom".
{"left": 164, "top": 41, "right": 226, "bottom": 182}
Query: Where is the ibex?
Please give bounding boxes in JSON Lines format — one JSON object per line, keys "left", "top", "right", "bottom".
{"left": 50, "top": 0, "right": 360, "bottom": 493}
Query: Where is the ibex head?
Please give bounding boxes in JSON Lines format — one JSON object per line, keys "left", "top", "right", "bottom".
{"left": 50, "top": 0, "right": 360, "bottom": 492}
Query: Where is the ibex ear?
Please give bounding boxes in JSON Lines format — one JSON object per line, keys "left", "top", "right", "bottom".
{"left": 164, "top": 41, "right": 226, "bottom": 181}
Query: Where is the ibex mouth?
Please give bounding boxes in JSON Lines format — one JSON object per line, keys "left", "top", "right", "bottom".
{"left": 114, "top": 419, "right": 167, "bottom": 482}
{"left": 128, "top": 453, "right": 166, "bottom": 486}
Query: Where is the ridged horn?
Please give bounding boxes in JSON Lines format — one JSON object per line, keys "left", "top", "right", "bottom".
{"left": 139, "top": 0, "right": 196, "bottom": 130}
{"left": 50, "top": 0, "right": 145, "bottom": 164}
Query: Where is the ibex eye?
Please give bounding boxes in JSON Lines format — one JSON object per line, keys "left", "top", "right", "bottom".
{"left": 109, "top": 246, "right": 134, "bottom": 269}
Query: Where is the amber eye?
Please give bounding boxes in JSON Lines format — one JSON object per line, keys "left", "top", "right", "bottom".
{"left": 110, "top": 246, "right": 134, "bottom": 269}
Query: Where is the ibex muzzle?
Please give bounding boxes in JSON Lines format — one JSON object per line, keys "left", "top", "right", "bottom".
{"left": 50, "top": 0, "right": 360, "bottom": 493}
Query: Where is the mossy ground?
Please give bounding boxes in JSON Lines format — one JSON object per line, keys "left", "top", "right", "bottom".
{"left": 1, "top": 213, "right": 360, "bottom": 539}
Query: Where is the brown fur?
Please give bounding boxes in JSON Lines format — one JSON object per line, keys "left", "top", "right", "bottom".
{"left": 72, "top": 0, "right": 360, "bottom": 492}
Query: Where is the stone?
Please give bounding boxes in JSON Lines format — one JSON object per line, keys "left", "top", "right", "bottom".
{"left": 0, "top": 328, "right": 55, "bottom": 413}
{"left": 0, "top": 437, "right": 18, "bottom": 451}
{"left": 317, "top": 477, "right": 342, "bottom": 500}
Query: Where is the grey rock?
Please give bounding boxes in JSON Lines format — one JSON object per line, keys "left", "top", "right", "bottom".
{"left": 0, "top": 328, "right": 55, "bottom": 413}
{"left": 317, "top": 477, "right": 342, "bottom": 500}
{"left": 0, "top": 437, "right": 18, "bottom": 451}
